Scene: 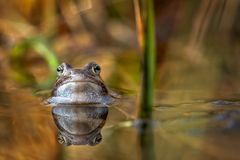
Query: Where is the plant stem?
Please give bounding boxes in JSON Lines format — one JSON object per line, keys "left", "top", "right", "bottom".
{"left": 139, "top": 0, "right": 156, "bottom": 119}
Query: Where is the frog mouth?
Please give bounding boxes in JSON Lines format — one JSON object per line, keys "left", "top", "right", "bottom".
{"left": 59, "top": 80, "right": 104, "bottom": 90}
{"left": 64, "top": 80, "right": 99, "bottom": 85}
{"left": 56, "top": 79, "right": 106, "bottom": 93}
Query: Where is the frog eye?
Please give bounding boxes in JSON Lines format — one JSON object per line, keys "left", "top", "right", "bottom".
{"left": 90, "top": 134, "right": 102, "bottom": 145}
{"left": 92, "top": 64, "right": 101, "bottom": 75}
{"left": 57, "top": 65, "right": 64, "bottom": 73}
{"left": 57, "top": 134, "right": 70, "bottom": 145}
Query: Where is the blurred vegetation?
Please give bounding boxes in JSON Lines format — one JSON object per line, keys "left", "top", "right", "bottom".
{"left": 10, "top": 37, "right": 58, "bottom": 88}
{"left": 139, "top": 0, "right": 156, "bottom": 119}
{"left": 0, "top": 0, "right": 139, "bottom": 90}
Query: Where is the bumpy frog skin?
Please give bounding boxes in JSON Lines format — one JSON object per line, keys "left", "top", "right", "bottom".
{"left": 47, "top": 62, "right": 115, "bottom": 105}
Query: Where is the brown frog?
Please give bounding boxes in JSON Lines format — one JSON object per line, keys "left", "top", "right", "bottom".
{"left": 47, "top": 62, "right": 116, "bottom": 105}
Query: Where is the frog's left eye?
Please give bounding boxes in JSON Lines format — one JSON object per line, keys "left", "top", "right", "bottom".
{"left": 89, "top": 134, "right": 102, "bottom": 146}
{"left": 92, "top": 64, "right": 101, "bottom": 75}
{"left": 57, "top": 65, "right": 64, "bottom": 73}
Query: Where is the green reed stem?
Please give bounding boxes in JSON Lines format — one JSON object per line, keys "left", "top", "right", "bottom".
{"left": 139, "top": 0, "right": 156, "bottom": 119}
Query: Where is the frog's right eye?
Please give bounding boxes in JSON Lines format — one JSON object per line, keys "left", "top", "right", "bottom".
{"left": 57, "top": 65, "right": 64, "bottom": 73}
{"left": 57, "top": 134, "right": 70, "bottom": 146}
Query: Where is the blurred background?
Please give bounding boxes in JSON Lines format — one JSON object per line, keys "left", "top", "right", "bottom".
{"left": 0, "top": 0, "right": 240, "bottom": 160}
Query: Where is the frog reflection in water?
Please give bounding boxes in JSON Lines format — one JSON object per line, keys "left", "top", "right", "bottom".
{"left": 47, "top": 62, "right": 117, "bottom": 105}
{"left": 47, "top": 62, "right": 117, "bottom": 145}
{"left": 52, "top": 105, "right": 108, "bottom": 146}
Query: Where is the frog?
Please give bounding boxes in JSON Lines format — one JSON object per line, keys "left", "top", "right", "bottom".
{"left": 47, "top": 62, "right": 117, "bottom": 106}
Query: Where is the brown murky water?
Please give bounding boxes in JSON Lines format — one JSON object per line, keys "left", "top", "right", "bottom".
{"left": 0, "top": 53, "right": 240, "bottom": 160}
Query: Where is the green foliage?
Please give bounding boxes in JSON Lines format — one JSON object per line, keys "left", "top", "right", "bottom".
{"left": 10, "top": 37, "right": 59, "bottom": 89}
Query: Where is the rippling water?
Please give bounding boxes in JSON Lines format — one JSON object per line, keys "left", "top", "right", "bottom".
{"left": 1, "top": 85, "right": 240, "bottom": 160}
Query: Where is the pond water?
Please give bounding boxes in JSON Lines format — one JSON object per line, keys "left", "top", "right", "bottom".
{"left": 0, "top": 53, "right": 240, "bottom": 160}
